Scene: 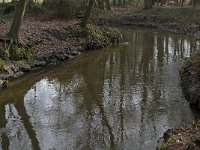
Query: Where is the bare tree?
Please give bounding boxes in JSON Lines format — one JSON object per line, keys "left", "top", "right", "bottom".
{"left": 105, "top": 0, "right": 111, "bottom": 10}
{"left": 118, "top": 0, "right": 122, "bottom": 5}
{"left": 144, "top": 0, "right": 153, "bottom": 9}
{"left": 7, "top": 0, "right": 28, "bottom": 48}
{"left": 81, "top": 0, "right": 95, "bottom": 28}
{"left": 113, "top": 0, "right": 116, "bottom": 5}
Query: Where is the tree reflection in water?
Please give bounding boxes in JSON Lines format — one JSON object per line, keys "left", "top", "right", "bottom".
{"left": 0, "top": 28, "right": 200, "bottom": 150}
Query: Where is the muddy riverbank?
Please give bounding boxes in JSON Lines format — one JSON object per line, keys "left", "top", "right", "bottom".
{"left": 106, "top": 7, "right": 200, "bottom": 35}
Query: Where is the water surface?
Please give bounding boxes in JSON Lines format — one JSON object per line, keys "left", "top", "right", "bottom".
{"left": 0, "top": 28, "right": 200, "bottom": 150}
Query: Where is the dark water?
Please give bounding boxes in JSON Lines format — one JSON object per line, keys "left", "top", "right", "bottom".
{"left": 0, "top": 28, "right": 200, "bottom": 150}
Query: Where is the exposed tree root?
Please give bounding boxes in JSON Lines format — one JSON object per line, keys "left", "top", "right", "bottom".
{"left": 0, "top": 37, "right": 28, "bottom": 50}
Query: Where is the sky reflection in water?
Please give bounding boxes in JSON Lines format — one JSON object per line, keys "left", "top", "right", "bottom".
{"left": 0, "top": 28, "right": 200, "bottom": 150}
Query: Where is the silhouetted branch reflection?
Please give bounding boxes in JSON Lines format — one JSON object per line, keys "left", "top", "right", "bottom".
{"left": 0, "top": 28, "right": 200, "bottom": 149}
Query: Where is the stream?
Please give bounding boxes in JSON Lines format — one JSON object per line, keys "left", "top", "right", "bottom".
{"left": 0, "top": 27, "right": 200, "bottom": 150}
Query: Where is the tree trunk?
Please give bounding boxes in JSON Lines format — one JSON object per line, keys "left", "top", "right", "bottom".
{"left": 192, "top": 0, "right": 198, "bottom": 6}
{"left": 118, "top": 0, "right": 122, "bottom": 5}
{"left": 180, "top": 0, "right": 184, "bottom": 6}
{"left": 105, "top": 0, "right": 111, "bottom": 10}
{"left": 113, "top": 0, "right": 116, "bottom": 5}
{"left": 175, "top": 0, "right": 178, "bottom": 6}
{"left": 123, "top": 0, "right": 126, "bottom": 5}
{"left": 7, "top": 0, "right": 28, "bottom": 46}
{"left": 144, "top": 0, "right": 152, "bottom": 9}
{"left": 81, "top": 0, "right": 94, "bottom": 29}
{"left": 97, "top": 0, "right": 104, "bottom": 9}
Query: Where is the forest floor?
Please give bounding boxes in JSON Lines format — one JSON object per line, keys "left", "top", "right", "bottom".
{"left": 0, "top": 18, "right": 82, "bottom": 58}
{"left": 0, "top": 18, "right": 120, "bottom": 58}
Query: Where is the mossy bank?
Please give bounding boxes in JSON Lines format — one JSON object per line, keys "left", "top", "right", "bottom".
{"left": 180, "top": 54, "right": 200, "bottom": 108}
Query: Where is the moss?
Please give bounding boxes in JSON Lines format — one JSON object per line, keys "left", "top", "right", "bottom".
{"left": 0, "top": 58, "right": 4, "bottom": 71}
{"left": 10, "top": 48, "right": 26, "bottom": 61}
{"left": 0, "top": 47, "right": 33, "bottom": 61}
{"left": 10, "top": 48, "right": 33, "bottom": 61}
{"left": 158, "top": 138, "right": 175, "bottom": 150}
{"left": 26, "top": 49, "right": 33, "bottom": 60}
{"left": 159, "top": 144, "right": 168, "bottom": 150}
{"left": 157, "top": 130, "right": 177, "bottom": 150}
{"left": 0, "top": 48, "right": 10, "bottom": 60}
